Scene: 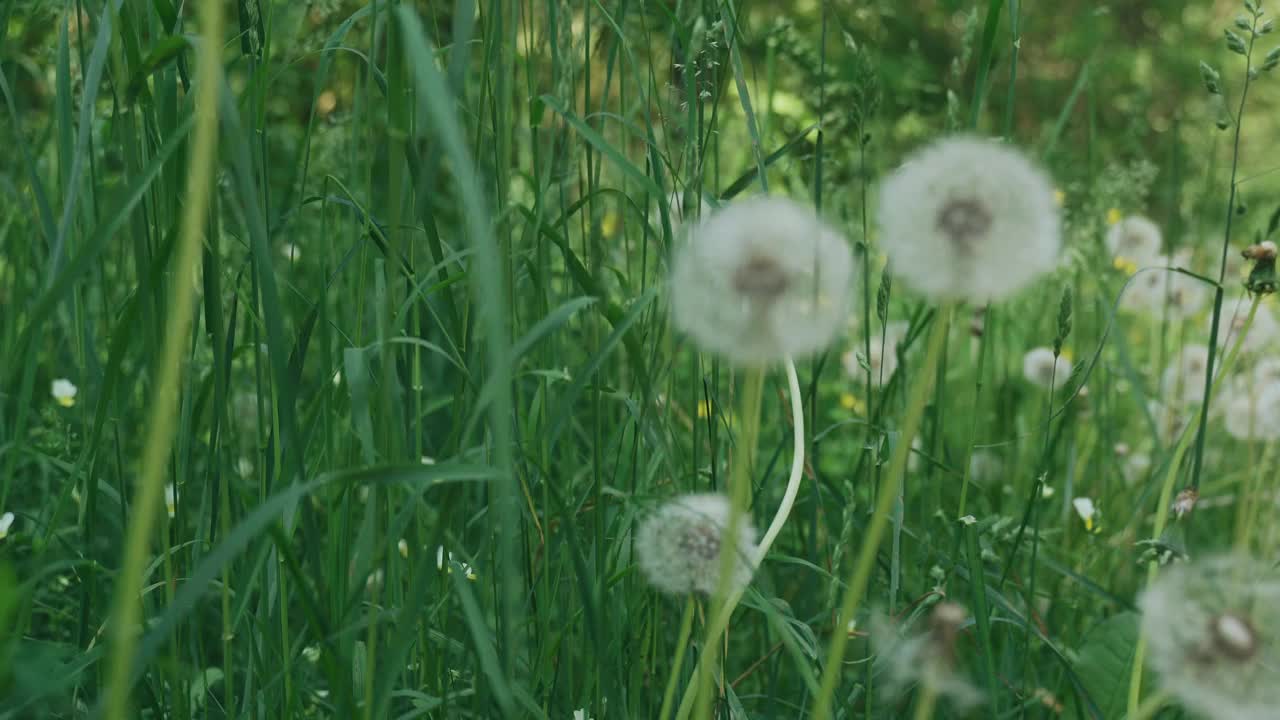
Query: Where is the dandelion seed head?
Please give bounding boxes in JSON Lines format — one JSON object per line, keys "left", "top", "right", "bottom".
{"left": 635, "top": 493, "right": 758, "bottom": 596}
{"left": 1218, "top": 297, "right": 1280, "bottom": 356}
{"left": 871, "top": 604, "right": 984, "bottom": 710}
{"left": 1121, "top": 253, "right": 1208, "bottom": 318}
{"left": 670, "top": 197, "right": 854, "bottom": 366}
{"left": 842, "top": 322, "right": 908, "bottom": 386}
{"left": 1223, "top": 384, "right": 1280, "bottom": 441}
{"left": 1105, "top": 215, "right": 1162, "bottom": 264}
{"left": 877, "top": 136, "right": 1060, "bottom": 302}
{"left": 1139, "top": 555, "right": 1280, "bottom": 720}
{"left": 1022, "top": 347, "right": 1071, "bottom": 390}
{"left": 1162, "top": 345, "right": 1210, "bottom": 405}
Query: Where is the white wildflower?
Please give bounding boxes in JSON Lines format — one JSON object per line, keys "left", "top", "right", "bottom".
{"left": 669, "top": 196, "right": 855, "bottom": 366}
{"left": 572, "top": 710, "right": 593, "bottom": 720}
{"left": 1139, "top": 555, "right": 1280, "bottom": 720}
{"left": 398, "top": 539, "right": 409, "bottom": 559}
{"left": 877, "top": 136, "right": 1060, "bottom": 303}
{"left": 1105, "top": 215, "right": 1162, "bottom": 265}
{"left": 1022, "top": 347, "right": 1071, "bottom": 390}
{"left": 0, "top": 512, "right": 13, "bottom": 540}
{"left": 51, "top": 379, "right": 78, "bottom": 407}
{"left": 870, "top": 602, "right": 984, "bottom": 710}
{"left": 435, "top": 546, "right": 478, "bottom": 581}
{"left": 164, "top": 484, "right": 177, "bottom": 519}
{"left": 635, "top": 493, "right": 758, "bottom": 596}
{"left": 1072, "top": 497, "right": 1098, "bottom": 532}
{"left": 842, "top": 322, "right": 909, "bottom": 386}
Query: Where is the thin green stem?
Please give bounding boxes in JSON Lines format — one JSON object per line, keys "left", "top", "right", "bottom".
{"left": 102, "top": 0, "right": 222, "bottom": 717}
{"left": 659, "top": 597, "right": 698, "bottom": 720}
{"left": 1127, "top": 294, "right": 1258, "bottom": 714}
{"left": 813, "top": 305, "right": 954, "bottom": 720}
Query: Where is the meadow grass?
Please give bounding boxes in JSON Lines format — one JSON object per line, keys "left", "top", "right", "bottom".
{"left": 3, "top": 0, "right": 1280, "bottom": 718}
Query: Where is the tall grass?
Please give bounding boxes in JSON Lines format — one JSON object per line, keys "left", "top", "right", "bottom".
{"left": 2, "top": 0, "right": 1280, "bottom": 719}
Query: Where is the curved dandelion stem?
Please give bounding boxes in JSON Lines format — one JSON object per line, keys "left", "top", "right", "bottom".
{"left": 1126, "top": 294, "right": 1259, "bottom": 715}
{"left": 812, "top": 304, "right": 954, "bottom": 720}
{"left": 674, "top": 356, "right": 807, "bottom": 720}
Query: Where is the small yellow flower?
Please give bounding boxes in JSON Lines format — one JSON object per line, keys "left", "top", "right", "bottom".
{"left": 1113, "top": 255, "right": 1138, "bottom": 275}
{"left": 697, "top": 400, "right": 712, "bottom": 419}
{"left": 601, "top": 211, "right": 621, "bottom": 238}
{"left": 51, "top": 379, "right": 78, "bottom": 407}
{"left": 840, "top": 392, "right": 865, "bottom": 414}
{"left": 1053, "top": 189, "right": 1065, "bottom": 207}
{"left": 1106, "top": 208, "right": 1123, "bottom": 226}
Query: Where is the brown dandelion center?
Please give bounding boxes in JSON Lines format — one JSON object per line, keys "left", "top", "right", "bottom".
{"left": 677, "top": 523, "right": 722, "bottom": 561}
{"left": 936, "top": 198, "right": 993, "bottom": 253}
{"left": 733, "top": 255, "right": 790, "bottom": 304}
{"left": 1209, "top": 612, "right": 1259, "bottom": 662}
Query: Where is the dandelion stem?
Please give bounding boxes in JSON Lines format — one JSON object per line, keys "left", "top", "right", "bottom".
{"left": 691, "top": 366, "right": 764, "bottom": 720}
{"left": 912, "top": 681, "right": 940, "bottom": 720}
{"left": 813, "top": 305, "right": 954, "bottom": 720}
{"left": 659, "top": 597, "right": 698, "bottom": 720}
{"left": 1126, "top": 294, "right": 1259, "bottom": 715}
{"left": 676, "top": 356, "right": 807, "bottom": 719}
{"left": 102, "top": 0, "right": 221, "bottom": 717}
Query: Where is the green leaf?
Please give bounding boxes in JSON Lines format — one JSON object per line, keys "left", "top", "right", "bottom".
{"left": 1070, "top": 612, "right": 1139, "bottom": 719}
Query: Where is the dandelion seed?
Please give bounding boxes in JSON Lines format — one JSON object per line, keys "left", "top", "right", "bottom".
{"left": 0, "top": 512, "right": 13, "bottom": 540}
{"left": 1072, "top": 497, "right": 1098, "bottom": 532}
{"left": 669, "top": 197, "right": 855, "bottom": 366}
{"left": 51, "top": 379, "right": 78, "bottom": 407}
{"left": 1139, "top": 555, "right": 1280, "bottom": 720}
{"left": 1105, "top": 215, "right": 1163, "bottom": 265}
{"left": 870, "top": 602, "right": 984, "bottom": 710}
{"left": 877, "top": 136, "right": 1060, "bottom": 303}
{"left": 164, "top": 484, "right": 177, "bottom": 519}
{"left": 1022, "top": 347, "right": 1071, "bottom": 390}
{"left": 635, "top": 493, "right": 758, "bottom": 596}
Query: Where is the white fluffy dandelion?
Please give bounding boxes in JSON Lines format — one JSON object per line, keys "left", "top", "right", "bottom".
{"left": 1217, "top": 297, "right": 1280, "bottom": 356}
{"left": 877, "top": 136, "right": 1060, "bottom": 303}
{"left": 1121, "top": 252, "right": 1208, "bottom": 318}
{"left": 635, "top": 493, "right": 758, "bottom": 597}
{"left": 1022, "top": 347, "right": 1071, "bottom": 390}
{"left": 842, "top": 322, "right": 908, "bottom": 386}
{"left": 669, "top": 197, "right": 854, "bottom": 366}
{"left": 1105, "top": 215, "right": 1162, "bottom": 265}
{"left": 1223, "top": 384, "right": 1280, "bottom": 441}
{"left": 870, "top": 602, "right": 984, "bottom": 710}
{"left": 1139, "top": 555, "right": 1280, "bottom": 720}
